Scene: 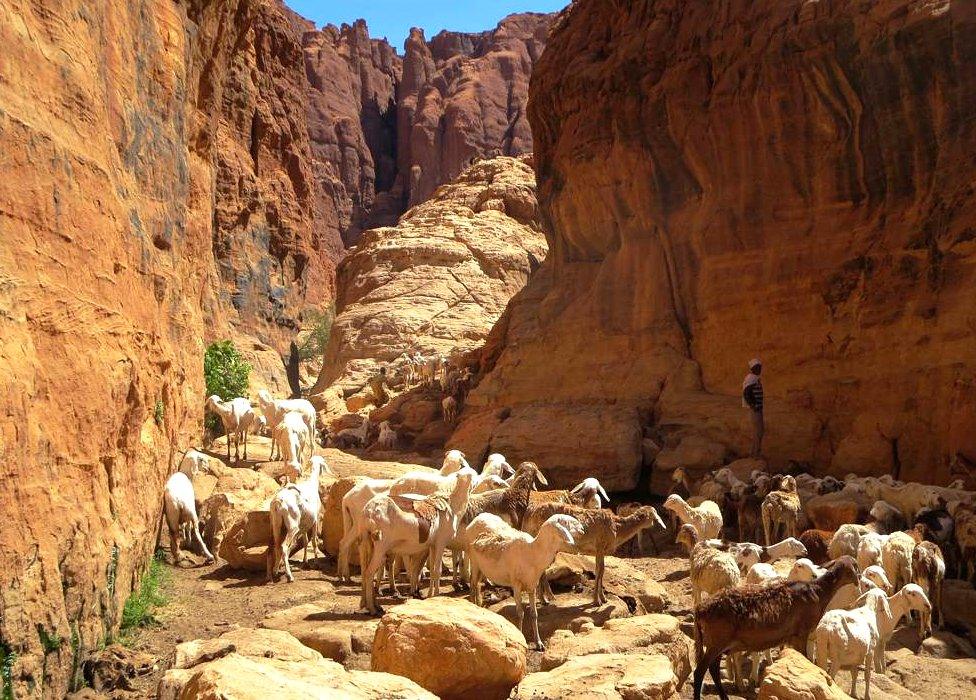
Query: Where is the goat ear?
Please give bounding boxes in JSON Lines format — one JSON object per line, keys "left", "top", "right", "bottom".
{"left": 552, "top": 523, "right": 576, "bottom": 547}
{"left": 653, "top": 509, "right": 666, "bottom": 529}
{"left": 536, "top": 470, "right": 549, "bottom": 487}
{"left": 570, "top": 482, "right": 584, "bottom": 494}
{"left": 598, "top": 484, "right": 610, "bottom": 502}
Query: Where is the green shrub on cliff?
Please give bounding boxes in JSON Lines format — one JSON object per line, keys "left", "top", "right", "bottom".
{"left": 203, "top": 340, "right": 251, "bottom": 433}
{"left": 297, "top": 305, "right": 335, "bottom": 361}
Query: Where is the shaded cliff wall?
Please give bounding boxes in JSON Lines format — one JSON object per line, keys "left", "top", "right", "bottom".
{"left": 0, "top": 0, "right": 338, "bottom": 695}
{"left": 452, "top": 0, "right": 976, "bottom": 490}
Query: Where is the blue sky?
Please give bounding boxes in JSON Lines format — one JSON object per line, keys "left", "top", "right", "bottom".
{"left": 285, "top": 1, "right": 567, "bottom": 50}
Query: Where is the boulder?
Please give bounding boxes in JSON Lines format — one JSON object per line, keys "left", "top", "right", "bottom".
{"left": 199, "top": 468, "right": 280, "bottom": 554}
{"left": 917, "top": 630, "right": 976, "bottom": 659}
{"left": 540, "top": 615, "right": 692, "bottom": 684}
{"left": 371, "top": 597, "right": 527, "bottom": 700}
{"left": 546, "top": 553, "right": 669, "bottom": 613}
{"left": 886, "top": 647, "right": 976, "bottom": 696}
{"left": 758, "top": 649, "right": 854, "bottom": 700}
{"left": 654, "top": 435, "right": 728, "bottom": 475}
{"left": 216, "top": 510, "right": 272, "bottom": 572}
{"left": 322, "top": 476, "right": 367, "bottom": 558}
{"left": 159, "top": 628, "right": 434, "bottom": 700}
{"left": 942, "top": 579, "right": 976, "bottom": 642}
{"left": 514, "top": 653, "right": 679, "bottom": 700}
{"left": 310, "top": 155, "right": 548, "bottom": 410}
{"left": 723, "top": 458, "right": 767, "bottom": 480}
{"left": 260, "top": 603, "right": 377, "bottom": 663}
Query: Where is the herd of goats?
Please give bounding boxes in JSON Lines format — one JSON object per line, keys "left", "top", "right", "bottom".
{"left": 160, "top": 387, "right": 976, "bottom": 700}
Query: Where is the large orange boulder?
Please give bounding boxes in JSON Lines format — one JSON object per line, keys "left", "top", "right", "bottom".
{"left": 371, "top": 597, "right": 528, "bottom": 700}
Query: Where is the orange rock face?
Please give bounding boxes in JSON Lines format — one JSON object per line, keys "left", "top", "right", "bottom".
{"left": 395, "top": 14, "right": 552, "bottom": 211}
{"left": 311, "top": 156, "right": 546, "bottom": 437}
{"left": 453, "top": 0, "right": 976, "bottom": 489}
{"left": 294, "top": 12, "right": 553, "bottom": 246}
{"left": 0, "top": 0, "right": 331, "bottom": 695}
{"left": 210, "top": 0, "right": 342, "bottom": 351}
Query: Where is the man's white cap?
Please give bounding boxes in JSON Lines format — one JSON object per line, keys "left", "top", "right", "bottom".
{"left": 749, "top": 358, "right": 762, "bottom": 369}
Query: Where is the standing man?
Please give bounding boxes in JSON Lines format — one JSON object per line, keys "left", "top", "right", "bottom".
{"left": 742, "top": 358, "right": 764, "bottom": 458}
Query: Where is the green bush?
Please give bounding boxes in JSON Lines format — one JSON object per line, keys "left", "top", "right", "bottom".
{"left": 297, "top": 305, "right": 335, "bottom": 361}
{"left": 204, "top": 340, "right": 251, "bottom": 433}
{"left": 1, "top": 642, "right": 15, "bottom": 700}
{"left": 118, "top": 555, "right": 169, "bottom": 645}
{"left": 36, "top": 626, "right": 62, "bottom": 655}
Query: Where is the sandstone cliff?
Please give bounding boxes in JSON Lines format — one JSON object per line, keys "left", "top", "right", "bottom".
{"left": 311, "top": 155, "right": 546, "bottom": 415}
{"left": 296, "top": 17, "right": 402, "bottom": 247}
{"left": 0, "top": 0, "right": 337, "bottom": 695}
{"left": 296, "top": 12, "right": 553, "bottom": 246}
{"left": 452, "top": 0, "right": 976, "bottom": 490}
{"left": 211, "top": 0, "right": 341, "bottom": 353}
{"left": 395, "top": 13, "right": 550, "bottom": 210}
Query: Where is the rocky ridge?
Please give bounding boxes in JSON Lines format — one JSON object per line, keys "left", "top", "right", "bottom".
{"left": 311, "top": 155, "right": 546, "bottom": 413}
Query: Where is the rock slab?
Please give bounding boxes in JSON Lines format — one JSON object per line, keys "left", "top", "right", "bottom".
{"left": 371, "top": 597, "right": 528, "bottom": 700}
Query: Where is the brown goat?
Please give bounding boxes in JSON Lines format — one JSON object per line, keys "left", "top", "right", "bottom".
{"left": 523, "top": 502, "right": 665, "bottom": 604}
{"left": 692, "top": 556, "right": 858, "bottom": 700}
{"left": 461, "top": 461, "right": 548, "bottom": 529}
{"left": 798, "top": 528, "right": 834, "bottom": 566}
{"left": 728, "top": 488, "right": 763, "bottom": 543}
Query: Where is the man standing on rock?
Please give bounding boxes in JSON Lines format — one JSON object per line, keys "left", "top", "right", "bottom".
{"left": 742, "top": 358, "right": 764, "bottom": 458}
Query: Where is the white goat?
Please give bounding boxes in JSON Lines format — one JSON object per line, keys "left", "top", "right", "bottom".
{"left": 724, "top": 537, "right": 808, "bottom": 574}
{"left": 163, "top": 472, "right": 213, "bottom": 564}
{"left": 676, "top": 524, "right": 740, "bottom": 606}
{"left": 336, "top": 477, "right": 393, "bottom": 581}
{"left": 178, "top": 449, "right": 210, "bottom": 477}
{"left": 856, "top": 533, "right": 890, "bottom": 571}
{"left": 266, "top": 456, "right": 327, "bottom": 582}
{"left": 481, "top": 453, "right": 514, "bottom": 479}
{"left": 206, "top": 395, "right": 259, "bottom": 463}
{"left": 814, "top": 590, "right": 885, "bottom": 699}
{"left": 360, "top": 471, "right": 474, "bottom": 614}
{"left": 272, "top": 411, "right": 312, "bottom": 470}
{"left": 465, "top": 512, "right": 583, "bottom": 650}
{"left": 880, "top": 531, "right": 916, "bottom": 591}
{"left": 571, "top": 477, "right": 611, "bottom": 509}
{"left": 440, "top": 449, "right": 471, "bottom": 474}
{"left": 664, "top": 494, "right": 723, "bottom": 540}
{"left": 829, "top": 523, "right": 873, "bottom": 560}
{"left": 334, "top": 417, "right": 371, "bottom": 448}
{"left": 256, "top": 389, "right": 317, "bottom": 460}
{"left": 860, "top": 584, "right": 932, "bottom": 672}
{"left": 376, "top": 420, "right": 397, "bottom": 450}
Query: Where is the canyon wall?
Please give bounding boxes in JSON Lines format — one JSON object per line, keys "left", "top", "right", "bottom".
{"left": 0, "top": 0, "right": 338, "bottom": 695}
{"left": 296, "top": 12, "right": 553, "bottom": 246}
{"left": 0, "top": 3, "right": 553, "bottom": 694}
{"left": 452, "top": 0, "right": 976, "bottom": 490}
